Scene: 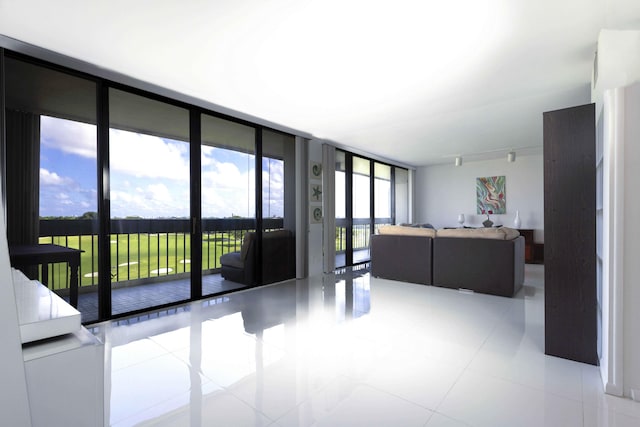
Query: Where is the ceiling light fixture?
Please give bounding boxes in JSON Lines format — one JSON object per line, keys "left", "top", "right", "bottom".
{"left": 455, "top": 156, "right": 463, "bottom": 167}
{"left": 507, "top": 151, "right": 516, "bottom": 162}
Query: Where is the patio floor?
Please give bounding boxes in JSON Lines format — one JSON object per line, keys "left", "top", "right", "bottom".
{"left": 336, "top": 248, "right": 370, "bottom": 268}
{"left": 69, "top": 255, "right": 372, "bottom": 323}
{"left": 70, "top": 274, "right": 248, "bottom": 323}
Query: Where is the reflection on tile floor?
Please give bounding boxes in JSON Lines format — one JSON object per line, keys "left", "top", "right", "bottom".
{"left": 92, "top": 265, "right": 640, "bottom": 426}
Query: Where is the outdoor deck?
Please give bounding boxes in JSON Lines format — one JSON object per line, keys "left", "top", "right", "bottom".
{"left": 72, "top": 273, "right": 248, "bottom": 323}
{"left": 37, "top": 217, "right": 381, "bottom": 323}
{"left": 335, "top": 248, "right": 370, "bottom": 268}
{"left": 72, "top": 255, "right": 372, "bottom": 323}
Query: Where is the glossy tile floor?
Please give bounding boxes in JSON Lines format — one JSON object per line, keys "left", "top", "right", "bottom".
{"left": 93, "top": 265, "right": 640, "bottom": 427}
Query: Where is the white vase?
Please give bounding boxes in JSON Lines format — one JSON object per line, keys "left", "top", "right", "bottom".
{"left": 513, "top": 210, "right": 521, "bottom": 228}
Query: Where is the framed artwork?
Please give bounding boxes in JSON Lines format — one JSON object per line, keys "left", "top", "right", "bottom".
{"left": 310, "top": 206, "right": 323, "bottom": 224}
{"left": 310, "top": 161, "right": 322, "bottom": 180}
{"left": 310, "top": 184, "right": 322, "bottom": 202}
{"left": 476, "top": 176, "right": 506, "bottom": 214}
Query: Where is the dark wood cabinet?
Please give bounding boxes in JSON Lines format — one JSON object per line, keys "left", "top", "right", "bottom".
{"left": 517, "top": 229, "right": 543, "bottom": 264}
{"left": 543, "top": 103, "right": 598, "bottom": 365}
{"left": 518, "top": 229, "right": 534, "bottom": 262}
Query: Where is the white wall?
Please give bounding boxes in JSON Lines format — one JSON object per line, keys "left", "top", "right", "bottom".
{"left": 0, "top": 207, "right": 32, "bottom": 425}
{"left": 592, "top": 30, "right": 640, "bottom": 117}
{"left": 621, "top": 84, "right": 640, "bottom": 399}
{"left": 594, "top": 29, "right": 640, "bottom": 399}
{"left": 415, "top": 154, "right": 544, "bottom": 241}
{"left": 602, "top": 83, "right": 640, "bottom": 399}
{"left": 307, "top": 139, "right": 325, "bottom": 276}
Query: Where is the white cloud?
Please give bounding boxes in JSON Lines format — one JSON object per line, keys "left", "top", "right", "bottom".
{"left": 145, "top": 183, "right": 172, "bottom": 203}
{"left": 110, "top": 190, "right": 134, "bottom": 204}
{"left": 110, "top": 183, "right": 188, "bottom": 218}
{"left": 41, "top": 116, "right": 96, "bottom": 158}
{"left": 262, "top": 159, "right": 285, "bottom": 217}
{"left": 40, "top": 117, "right": 283, "bottom": 218}
{"left": 202, "top": 159, "right": 255, "bottom": 218}
{"left": 57, "top": 192, "right": 74, "bottom": 205}
{"left": 40, "top": 168, "right": 74, "bottom": 186}
{"left": 110, "top": 129, "right": 190, "bottom": 181}
{"left": 199, "top": 155, "right": 286, "bottom": 218}
{"left": 262, "top": 162, "right": 284, "bottom": 196}
{"left": 201, "top": 146, "right": 217, "bottom": 167}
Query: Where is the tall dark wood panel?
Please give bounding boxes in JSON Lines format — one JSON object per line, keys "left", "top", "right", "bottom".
{"left": 543, "top": 103, "right": 598, "bottom": 365}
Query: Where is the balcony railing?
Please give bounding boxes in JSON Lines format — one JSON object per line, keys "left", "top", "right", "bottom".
{"left": 335, "top": 217, "right": 392, "bottom": 252}
{"left": 38, "top": 218, "right": 283, "bottom": 291}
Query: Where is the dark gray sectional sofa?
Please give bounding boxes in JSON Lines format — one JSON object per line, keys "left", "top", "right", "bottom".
{"left": 371, "top": 225, "right": 525, "bottom": 297}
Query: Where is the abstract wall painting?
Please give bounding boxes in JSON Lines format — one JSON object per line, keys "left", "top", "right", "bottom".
{"left": 476, "top": 176, "right": 506, "bottom": 214}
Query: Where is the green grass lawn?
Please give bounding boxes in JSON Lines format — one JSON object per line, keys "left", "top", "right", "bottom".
{"left": 335, "top": 226, "right": 371, "bottom": 251}
{"left": 39, "top": 232, "right": 243, "bottom": 290}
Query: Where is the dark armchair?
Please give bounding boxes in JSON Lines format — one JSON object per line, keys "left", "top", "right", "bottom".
{"left": 220, "top": 229, "right": 295, "bottom": 286}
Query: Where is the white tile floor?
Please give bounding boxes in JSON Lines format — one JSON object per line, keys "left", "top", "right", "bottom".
{"left": 95, "top": 265, "right": 640, "bottom": 427}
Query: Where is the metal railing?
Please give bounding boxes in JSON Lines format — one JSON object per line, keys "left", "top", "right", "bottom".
{"left": 38, "top": 218, "right": 283, "bottom": 291}
{"left": 335, "top": 217, "right": 392, "bottom": 252}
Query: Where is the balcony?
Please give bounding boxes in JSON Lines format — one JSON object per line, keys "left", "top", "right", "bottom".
{"left": 335, "top": 217, "right": 392, "bottom": 266}
{"left": 36, "top": 217, "right": 284, "bottom": 322}
{"left": 32, "top": 216, "right": 386, "bottom": 322}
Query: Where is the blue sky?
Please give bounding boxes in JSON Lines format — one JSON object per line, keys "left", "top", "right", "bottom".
{"left": 39, "top": 116, "right": 284, "bottom": 219}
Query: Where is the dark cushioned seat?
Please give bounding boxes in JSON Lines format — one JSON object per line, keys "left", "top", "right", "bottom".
{"left": 371, "top": 234, "right": 433, "bottom": 285}
{"left": 220, "top": 229, "right": 295, "bottom": 286}
{"left": 432, "top": 236, "right": 525, "bottom": 297}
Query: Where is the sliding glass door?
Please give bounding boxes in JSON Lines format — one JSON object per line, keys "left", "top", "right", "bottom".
{"left": 335, "top": 150, "right": 348, "bottom": 268}
{"left": 1, "top": 50, "right": 298, "bottom": 322}
{"left": 260, "top": 129, "right": 296, "bottom": 284}
{"left": 4, "top": 55, "right": 101, "bottom": 323}
{"left": 108, "top": 88, "right": 191, "bottom": 316}
{"left": 200, "top": 113, "right": 256, "bottom": 293}
{"left": 374, "top": 163, "right": 393, "bottom": 231}
{"left": 335, "top": 148, "right": 408, "bottom": 269}
{"left": 395, "top": 167, "right": 409, "bottom": 225}
{"left": 352, "top": 156, "right": 371, "bottom": 264}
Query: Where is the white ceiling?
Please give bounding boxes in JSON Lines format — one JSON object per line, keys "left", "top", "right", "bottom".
{"left": 1, "top": 0, "right": 640, "bottom": 166}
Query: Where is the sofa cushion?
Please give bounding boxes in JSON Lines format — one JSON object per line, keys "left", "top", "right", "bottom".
{"left": 239, "top": 232, "right": 255, "bottom": 260}
{"left": 436, "top": 227, "right": 520, "bottom": 240}
{"left": 220, "top": 251, "right": 244, "bottom": 269}
{"left": 239, "top": 229, "right": 293, "bottom": 261}
{"left": 264, "top": 229, "right": 292, "bottom": 239}
{"left": 378, "top": 225, "right": 436, "bottom": 237}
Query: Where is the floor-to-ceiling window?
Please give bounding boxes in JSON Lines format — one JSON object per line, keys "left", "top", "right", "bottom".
{"left": 352, "top": 156, "right": 371, "bottom": 264}
{"left": 4, "top": 55, "right": 102, "bottom": 322}
{"left": 395, "top": 167, "right": 409, "bottom": 225}
{"left": 260, "top": 129, "right": 296, "bottom": 284}
{"left": 200, "top": 113, "right": 256, "bottom": 292}
{"left": 335, "top": 150, "right": 349, "bottom": 268}
{"left": 108, "top": 88, "right": 191, "bottom": 316}
{"left": 374, "top": 163, "right": 392, "bottom": 232}
{"left": 334, "top": 148, "right": 408, "bottom": 268}
{"left": 1, "top": 50, "right": 297, "bottom": 322}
